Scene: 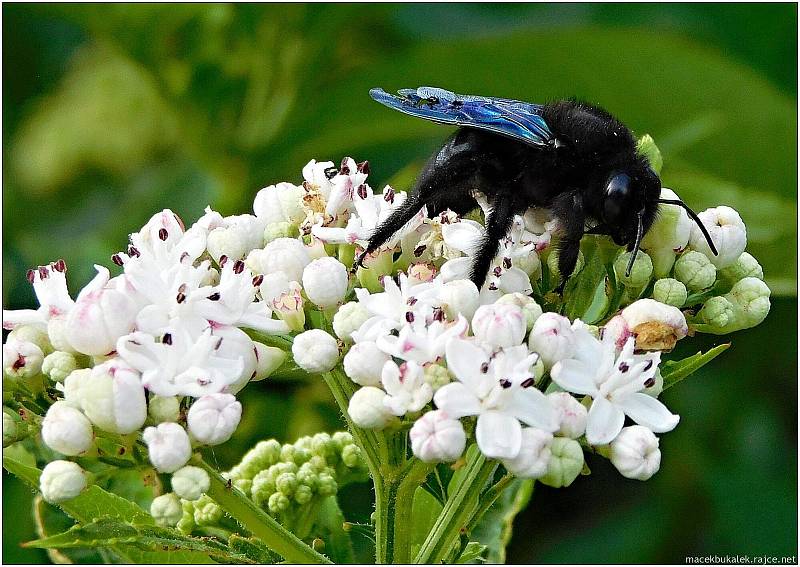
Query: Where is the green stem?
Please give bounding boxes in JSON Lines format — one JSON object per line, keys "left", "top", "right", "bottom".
{"left": 196, "top": 457, "right": 331, "bottom": 564}
{"left": 414, "top": 450, "right": 498, "bottom": 564}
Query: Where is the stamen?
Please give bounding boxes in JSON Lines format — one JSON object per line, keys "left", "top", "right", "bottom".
{"left": 324, "top": 167, "right": 338, "bottom": 179}
{"left": 357, "top": 184, "right": 369, "bottom": 200}
{"left": 219, "top": 255, "right": 229, "bottom": 267}
{"left": 488, "top": 282, "right": 498, "bottom": 291}
{"left": 176, "top": 292, "right": 187, "bottom": 304}
{"left": 180, "top": 252, "right": 190, "bottom": 263}
{"left": 357, "top": 160, "right": 370, "bottom": 174}
{"left": 158, "top": 228, "right": 169, "bottom": 241}
{"left": 128, "top": 245, "right": 140, "bottom": 257}
{"left": 162, "top": 333, "right": 172, "bottom": 345}
{"left": 54, "top": 259, "right": 66, "bottom": 272}
{"left": 480, "top": 362, "right": 489, "bottom": 373}
{"left": 207, "top": 292, "right": 221, "bottom": 301}
{"left": 178, "top": 283, "right": 187, "bottom": 293}
{"left": 499, "top": 378, "right": 512, "bottom": 389}
{"left": 503, "top": 257, "right": 512, "bottom": 269}
{"left": 643, "top": 377, "right": 656, "bottom": 388}
{"left": 112, "top": 254, "right": 124, "bottom": 266}
{"left": 26, "top": 270, "right": 35, "bottom": 284}
{"left": 383, "top": 187, "right": 395, "bottom": 203}
{"left": 12, "top": 356, "right": 25, "bottom": 370}
{"left": 38, "top": 267, "right": 49, "bottom": 279}
{"left": 643, "top": 360, "right": 653, "bottom": 372}
{"left": 413, "top": 245, "right": 426, "bottom": 257}
{"left": 340, "top": 157, "right": 351, "bottom": 175}
{"left": 405, "top": 312, "right": 415, "bottom": 323}
{"left": 407, "top": 297, "right": 418, "bottom": 306}
{"left": 493, "top": 266, "right": 502, "bottom": 277}
{"left": 252, "top": 274, "right": 264, "bottom": 287}
{"left": 619, "top": 362, "right": 630, "bottom": 373}
{"left": 520, "top": 377, "right": 535, "bottom": 388}
{"left": 432, "top": 307, "right": 445, "bottom": 322}
{"left": 233, "top": 260, "right": 245, "bottom": 274}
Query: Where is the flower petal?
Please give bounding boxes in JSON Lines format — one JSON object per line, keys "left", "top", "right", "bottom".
{"left": 505, "top": 387, "right": 558, "bottom": 432}
{"left": 444, "top": 338, "right": 489, "bottom": 392}
{"left": 550, "top": 360, "right": 598, "bottom": 396}
{"left": 433, "top": 383, "right": 481, "bottom": 419}
{"left": 475, "top": 410, "right": 522, "bottom": 459}
{"left": 615, "top": 392, "right": 680, "bottom": 433}
{"left": 498, "top": 267, "right": 533, "bottom": 295}
{"left": 585, "top": 396, "right": 625, "bottom": 445}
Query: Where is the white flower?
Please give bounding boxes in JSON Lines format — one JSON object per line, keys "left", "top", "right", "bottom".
{"left": 376, "top": 315, "right": 469, "bottom": 365}
{"left": 246, "top": 238, "right": 311, "bottom": 282}
{"left": 148, "top": 395, "right": 181, "bottom": 424}
{"left": 547, "top": 392, "right": 588, "bottom": 439}
{"left": 252, "top": 342, "right": 286, "bottom": 381}
{"left": 641, "top": 188, "right": 692, "bottom": 277}
{"left": 434, "top": 340, "right": 556, "bottom": 459}
{"left": 253, "top": 182, "right": 305, "bottom": 225}
{"left": 205, "top": 214, "right": 264, "bottom": 263}
{"left": 528, "top": 313, "right": 576, "bottom": 369}
{"left": 3, "top": 339, "right": 44, "bottom": 379}
{"left": 689, "top": 205, "right": 747, "bottom": 268}
{"left": 501, "top": 428, "right": 553, "bottom": 479}
{"left": 302, "top": 159, "right": 336, "bottom": 200}
{"left": 79, "top": 359, "right": 147, "bottom": 434}
{"left": 150, "top": 493, "right": 182, "bottom": 527}
{"left": 302, "top": 257, "right": 349, "bottom": 309}
{"left": 609, "top": 425, "right": 661, "bottom": 480}
{"left": 292, "top": 330, "right": 339, "bottom": 374}
{"left": 332, "top": 302, "right": 371, "bottom": 342}
{"left": 270, "top": 281, "right": 306, "bottom": 332}
{"left": 617, "top": 298, "right": 688, "bottom": 351}
{"left": 187, "top": 394, "right": 242, "bottom": 446}
{"left": 40, "top": 460, "right": 88, "bottom": 504}
{"left": 381, "top": 360, "right": 433, "bottom": 416}
{"left": 142, "top": 422, "right": 192, "bottom": 473}
{"left": 171, "top": 465, "right": 211, "bottom": 501}
{"left": 211, "top": 325, "right": 259, "bottom": 394}
{"left": 348, "top": 386, "right": 395, "bottom": 430}
{"left": 551, "top": 327, "right": 679, "bottom": 446}
{"left": 409, "top": 410, "right": 466, "bottom": 463}
{"left": 59, "top": 369, "right": 91, "bottom": 408}
{"left": 438, "top": 279, "right": 480, "bottom": 320}
{"left": 121, "top": 209, "right": 206, "bottom": 273}
{"left": 495, "top": 293, "right": 543, "bottom": 331}
{"left": 41, "top": 401, "right": 94, "bottom": 456}
{"left": 325, "top": 157, "right": 369, "bottom": 218}
{"left": 343, "top": 341, "right": 390, "bottom": 387}
{"left": 471, "top": 303, "right": 526, "bottom": 349}
{"left": 354, "top": 273, "right": 439, "bottom": 328}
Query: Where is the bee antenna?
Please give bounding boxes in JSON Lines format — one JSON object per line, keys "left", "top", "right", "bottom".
{"left": 625, "top": 209, "right": 645, "bottom": 277}
{"left": 658, "top": 198, "right": 718, "bottom": 256}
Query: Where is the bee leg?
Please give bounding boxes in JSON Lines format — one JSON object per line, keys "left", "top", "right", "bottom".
{"left": 550, "top": 191, "right": 586, "bottom": 295}
{"left": 469, "top": 192, "right": 518, "bottom": 290}
{"left": 353, "top": 194, "right": 424, "bottom": 272}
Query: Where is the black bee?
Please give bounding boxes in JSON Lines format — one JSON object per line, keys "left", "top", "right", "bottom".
{"left": 355, "top": 86, "right": 717, "bottom": 292}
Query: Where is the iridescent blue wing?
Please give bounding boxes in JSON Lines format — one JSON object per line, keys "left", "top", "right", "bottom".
{"left": 370, "top": 86, "right": 553, "bottom": 147}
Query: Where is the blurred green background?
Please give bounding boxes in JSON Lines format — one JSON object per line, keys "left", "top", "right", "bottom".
{"left": 3, "top": 3, "right": 796, "bottom": 563}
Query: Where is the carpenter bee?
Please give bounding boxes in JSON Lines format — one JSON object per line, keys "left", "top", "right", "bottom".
{"left": 356, "top": 86, "right": 717, "bottom": 292}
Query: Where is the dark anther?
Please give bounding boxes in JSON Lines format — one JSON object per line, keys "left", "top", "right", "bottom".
{"left": 112, "top": 254, "right": 124, "bottom": 266}
{"left": 389, "top": 328, "right": 400, "bottom": 337}
{"left": 178, "top": 283, "right": 187, "bottom": 293}
{"left": 38, "top": 267, "right": 49, "bottom": 279}
{"left": 233, "top": 260, "right": 245, "bottom": 274}
{"left": 128, "top": 245, "right": 140, "bottom": 257}
{"left": 162, "top": 333, "right": 173, "bottom": 345}
{"left": 215, "top": 337, "right": 223, "bottom": 350}
{"left": 176, "top": 292, "right": 186, "bottom": 304}
{"left": 499, "top": 378, "right": 512, "bottom": 389}
{"left": 493, "top": 266, "right": 502, "bottom": 277}
{"left": 407, "top": 297, "right": 418, "bottom": 306}
{"left": 405, "top": 312, "right": 415, "bottom": 323}
{"left": 324, "top": 167, "right": 338, "bottom": 179}
{"left": 252, "top": 275, "right": 264, "bottom": 287}
{"left": 383, "top": 187, "right": 395, "bottom": 203}
{"left": 207, "top": 292, "right": 221, "bottom": 301}
{"left": 503, "top": 257, "right": 512, "bottom": 269}
{"left": 413, "top": 245, "right": 426, "bottom": 257}
{"left": 643, "top": 377, "right": 656, "bottom": 388}
{"left": 158, "top": 228, "right": 169, "bottom": 241}
{"left": 618, "top": 362, "right": 630, "bottom": 373}
{"left": 26, "top": 270, "right": 35, "bottom": 283}
{"left": 340, "top": 157, "right": 351, "bottom": 174}
{"left": 180, "top": 252, "right": 190, "bottom": 263}
{"left": 521, "top": 377, "right": 535, "bottom": 388}
{"left": 488, "top": 282, "right": 498, "bottom": 291}
{"left": 219, "top": 254, "right": 229, "bottom": 267}
{"left": 426, "top": 96, "right": 440, "bottom": 105}
{"left": 54, "top": 259, "right": 66, "bottom": 272}
{"left": 643, "top": 359, "right": 653, "bottom": 372}
{"left": 433, "top": 307, "right": 445, "bottom": 322}
{"left": 357, "top": 160, "right": 370, "bottom": 174}
{"left": 357, "top": 184, "right": 369, "bottom": 200}
{"left": 12, "top": 356, "right": 25, "bottom": 370}
{"left": 480, "top": 362, "right": 489, "bottom": 373}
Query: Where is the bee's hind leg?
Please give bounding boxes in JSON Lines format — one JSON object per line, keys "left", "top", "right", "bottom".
{"left": 550, "top": 190, "right": 586, "bottom": 295}
{"left": 468, "top": 192, "right": 519, "bottom": 290}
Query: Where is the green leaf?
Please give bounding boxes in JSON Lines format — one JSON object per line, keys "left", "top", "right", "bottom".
{"left": 409, "top": 486, "right": 443, "bottom": 559}
{"left": 456, "top": 541, "right": 488, "bottom": 564}
{"left": 661, "top": 343, "right": 731, "bottom": 391}
{"left": 228, "top": 534, "right": 279, "bottom": 564}
{"left": 470, "top": 479, "right": 535, "bottom": 564}
{"left": 33, "top": 495, "right": 107, "bottom": 564}
{"left": 314, "top": 496, "right": 355, "bottom": 564}
{"left": 565, "top": 239, "right": 608, "bottom": 321}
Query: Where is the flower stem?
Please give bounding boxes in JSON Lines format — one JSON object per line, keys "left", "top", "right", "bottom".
{"left": 414, "top": 449, "right": 498, "bottom": 564}
{"left": 196, "top": 457, "right": 331, "bottom": 564}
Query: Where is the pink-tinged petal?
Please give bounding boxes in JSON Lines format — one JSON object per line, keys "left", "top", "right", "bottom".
{"left": 550, "top": 360, "right": 598, "bottom": 396}
{"left": 505, "top": 387, "right": 558, "bottom": 432}
{"left": 2, "top": 309, "right": 45, "bottom": 329}
{"left": 615, "top": 392, "right": 680, "bottom": 433}
{"left": 75, "top": 265, "right": 111, "bottom": 301}
{"left": 475, "top": 411, "right": 522, "bottom": 459}
{"left": 444, "top": 338, "right": 489, "bottom": 392}
{"left": 585, "top": 397, "right": 625, "bottom": 445}
{"left": 433, "top": 383, "right": 481, "bottom": 419}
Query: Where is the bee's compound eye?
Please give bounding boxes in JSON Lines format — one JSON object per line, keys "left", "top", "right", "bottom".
{"left": 603, "top": 173, "right": 631, "bottom": 222}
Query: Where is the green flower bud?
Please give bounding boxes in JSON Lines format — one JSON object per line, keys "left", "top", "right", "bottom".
{"left": 699, "top": 296, "right": 736, "bottom": 329}
{"left": 193, "top": 495, "right": 223, "bottom": 526}
{"left": 547, "top": 249, "right": 585, "bottom": 280}
{"left": 332, "top": 302, "right": 371, "bottom": 343}
{"left": 276, "top": 472, "right": 298, "bottom": 496}
{"left": 240, "top": 440, "right": 282, "bottom": 478}
{"left": 727, "top": 277, "right": 770, "bottom": 328}
{"left": 636, "top": 134, "right": 663, "bottom": 175}
{"left": 251, "top": 470, "right": 277, "bottom": 507}
{"left": 674, "top": 251, "right": 717, "bottom": 291}
{"left": 297, "top": 462, "right": 317, "bottom": 488}
{"left": 341, "top": 444, "right": 362, "bottom": 468}
{"left": 539, "top": 438, "right": 584, "bottom": 489}
{"left": 614, "top": 251, "right": 653, "bottom": 288}
{"left": 294, "top": 483, "right": 314, "bottom": 505}
{"left": 176, "top": 500, "right": 196, "bottom": 534}
{"left": 316, "top": 472, "right": 337, "bottom": 497}
{"left": 148, "top": 395, "right": 181, "bottom": 424}
{"left": 308, "top": 455, "right": 328, "bottom": 474}
{"left": 496, "top": 292, "right": 544, "bottom": 331}
{"left": 171, "top": 466, "right": 210, "bottom": 501}
{"left": 423, "top": 363, "right": 453, "bottom": 391}
{"left": 280, "top": 444, "right": 296, "bottom": 463}
{"left": 264, "top": 222, "right": 299, "bottom": 244}
{"left": 150, "top": 493, "right": 182, "bottom": 527}
{"left": 652, "top": 278, "right": 688, "bottom": 307}
{"left": 311, "top": 433, "right": 335, "bottom": 460}
{"left": 8, "top": 325, "right": 53, "bottom": 355}
{"left": 234, "top": 478, "right": 252, "bottom": 494}
{"left": 718, "top": 252, "right": 763, "bottom": 284}
{"left": 268, "top": 492, "right": 291, "bottom": 514}
{"left": 331, "top": 431, "right": 354, "bottom": 451}
{"left": 3, "top": 410, "right": 19, "bottom": 447}
{"left": 41, "top": 351, "right": 78, "bottom": 383}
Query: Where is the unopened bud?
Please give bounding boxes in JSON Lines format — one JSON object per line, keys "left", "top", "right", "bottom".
{"left": 332, "top": 302, "right": 371, "bottom": 343}
{"left": 502, "top": 428, "right": 553, "bottom": 479}
{"left": 674, "top": 250, "right": 717, "bottom": 291}
{"left": 292, "top": 330, "right": 339, "bottom": 374}
{"left": 41, "top": 351, "right": 78, "bottom": 383}
{"left": 151, "top": 493, "right": 183, "bottom": 527}
{"left": 539, "top": 437, "right": 584, "bottom": 488}
{"left": 609, "top": 425, "right": 661, "bottom": 481}
{"left": 343, "top": 341, "right": 389, "bottom": 387}
{"left": 40, "top": 460, "right": 89, "bottom": 503}
{"left": 614, "top": 251, "right": 653, "bottom": 288}
{"left": 652, "top": 278, "right": 688, "bottom": 307}
{"left": 149, "top": 395, "right": 182, "bottom": 423}
{"left": 171, "top": 466, "right": 211, "bottom": 501}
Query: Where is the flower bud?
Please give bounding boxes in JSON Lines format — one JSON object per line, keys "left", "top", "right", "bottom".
{"left": 247, "top": 238, "right": 311, "bottom": 282}
{"left": 3, "top": 409, "right": 23, "bottom": 447}
{"left": 718, "top": 252, "right": 763, "bottom": 284}
{"left": 302, "top": 257, "right": 349, "bottom": 309}
{"left": 343, "top": 342, "right": 389, "bottom": 387}
{"left": 3, "top": 339, "right": 44, "bottom": 379}
{"left": 253, "top": 342, "right": 286, "bottom": 381}
{"left": 292, "top": 330, "right": 339, "bottom": 374}
{"left": 187, "top": 394, "right": 242, "bottom": 446}
{"left": 620, "top": 298, "right": 688, "bottom": 351}
{"left": 276, "top": 471, "right": 298, "bottom": 496}
{"left": 636, "top": 134, "right": 663, "bottom": 174}
{"left": 332, "top": 302, "right": 371, "bottom": 343}
{"left": 142, "top": 423, "right": 192, "bottom": 473}
{"left": 40, "top": 460, "right": 88, "bottom": 504}
{"left": 268, "top": 492, "right": 291, "bottom": 514}
{"left": 528, "top": 313, "right": 576, "bottom": 369}
{"left": 722, "top": 277, "right": 771, "bottom": 330}
{"left": 253, "top": 182, "right": 305, "bottom": 225}
{"left": 206, "top": 217, "right": 263, "bottom": 264}
{"left": 80, "top": 360, "right": 147, "bottom": 434}
{"left": 423, "top": 363, "right": 452, "bottom": 391}
{"left": 609, "top": 425, "right": 661, "bottom": 481}
{"left": 640, "top": 188, "right": 691, "bottom": 276}
{"left": 438, "top": 280, "right": 481, "bottom": 321}
{"left": 652, "top": 278, "right": 687, "bottom": 307}
{"left": 149, "top": 395, "right": 181, "bottom": 423}
{"left": 547, "top": 392, "right": 588, "bottom": 439}
{"left": 264, "top": 222, "right": 299, "bottom": 244}
{"left": 614, "top": 251, "right": 653, "bottom": 288}
{"left": 42, "top": 401, "right": 94, "bottom": 456}
{"left": 194, "top": 495, "right": 223, "bottom": 526}
{"left": 348, "top": 387, "right": 395, "bottom": 430}
{"left": 409, "top": 410, "right": 466, "bottom": 463}
{"left": 151, "top": 493, "right": 183, "bottom": 527}
{"left": 689, "top": 206, "right": 747, "bottom": 268}
{"left": 674, "top": 251, "right": 717, "bottom": 291}
{"left": 47, "top": 315, "right": 77, "bottom": 354}
{"left": 8, "top": 325, "right": 52, "bottom": 355}
{"left": 171, "top": 466, "right": 211, "bottom": 501}
{"left": 699, "top": 296, "right": 736, "bottom": 329}
{"left": 41, "top": 351, "right": 78, "bottom": 383}
{"left": 502, "top": 428, "right": 553, "bottom": 479}
{"left": 294, "top": 484, "right": 313, "bottom": 504}
{"left": 472, "top": 303, "right": 526, "bottom": 348}
{"left": 539, "top": 437, "right": 584, "bottom": 488}
{"left": 341, "top": 444, "right": 362, "bottom": 468}
{"left": 495, "top": 293, "right": 543, "bottom": 331}
{"left": 547, "top": 249, "right": 584, "bottom": 279}
{"left": 60, "top": 368, "right": 91, "bottom": 408}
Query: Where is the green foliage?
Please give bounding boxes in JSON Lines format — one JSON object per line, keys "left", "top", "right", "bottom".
{"left": 660, "top": 343, "right": 731, "bottom": 391}
{"left": 471, "top": 479, "right": 535, "bottom": 564}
